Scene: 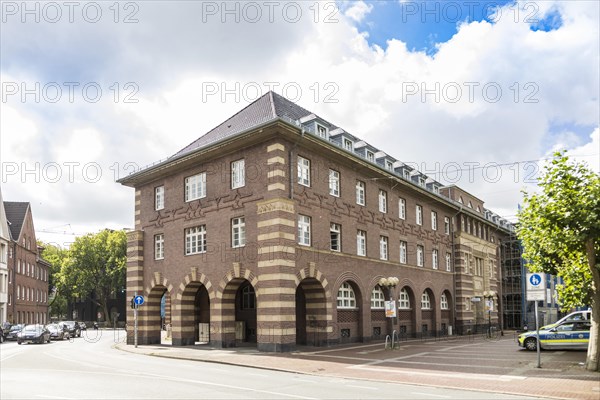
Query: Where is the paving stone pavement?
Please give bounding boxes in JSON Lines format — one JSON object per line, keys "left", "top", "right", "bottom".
{"left": 114, "top": 333, "right": 600, "bottom": 400}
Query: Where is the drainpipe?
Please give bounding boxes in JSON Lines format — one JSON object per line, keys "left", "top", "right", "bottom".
{"left": 288, "top": 126, "right": 305, "bottom": 200}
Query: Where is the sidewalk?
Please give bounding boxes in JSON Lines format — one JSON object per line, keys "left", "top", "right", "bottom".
{"left": 114, "top": 334, "right": 600, "bottom": 400}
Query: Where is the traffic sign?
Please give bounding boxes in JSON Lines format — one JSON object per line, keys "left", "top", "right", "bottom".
{"left": 526, "top": 273, "right": 546, "bottom": 301}
{"left": 134, "top": 295, "right": 145, "bottom": 306}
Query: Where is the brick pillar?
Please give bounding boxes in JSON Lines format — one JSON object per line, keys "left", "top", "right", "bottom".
{"left": 256, "top": 196, "right": 297, "bottom": 352}
{"left": 126, "top": 229, "right": 144, "bottom": 345}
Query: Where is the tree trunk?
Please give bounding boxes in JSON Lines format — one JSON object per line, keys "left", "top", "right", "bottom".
{"left": 585, "top": 239, "right": 599, "bottom": 372}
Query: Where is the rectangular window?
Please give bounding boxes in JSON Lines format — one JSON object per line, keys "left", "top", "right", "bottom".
{"left": 378, "top": 190, "right": 387, "bottom": 213}
{"left": 446, "top": 252, "right": 452, "bottom": 271}
{"left": 399, "top": 241, "right": 407, "bottom": 264}
{"left": 416, "top": 205, "right": 423, "bottom": 225}
{"left": 356, "top": 181, "right": 365, "bottom": 205}
{"left": 371, "top": 288, "right": 385, "bottom": 309}
{"left": 444, "top": 217, "right": 450, "bottom": 235}
{"left": 399, "top": 290, "right": 410, "bottom": 309}
{"left": 231, "top": 159, "right": 245, "bottom": 189}
{"left": 357, "top": 230, "right": 366, "bottom": 257}
{"left": 155, "top": 186, "right": 164, "bottom": 210}
{"left": 417, "top": 245, "right": 424, "bottom": 267}
{"left": 316, "top": 123, "right": 328, "bottom": 138}
{"left": 330, "top": 223, "right": 341, "bottom": 252}
{"left": 154, "top": 234, "right": 164, "bottom": 260}
{"left": 379, "top": 236, "right": 388, "bottom": 260}
{"left": 297, "top": 156, "right": 311, "bottom": 186}
{"left": 298, "top": 215, "right": 311, "bottom": 246}
{"left": 329, "top": 169, "right": 340, "bottom": 197}
{"left": 185, "top": 225, "right": 207, "bottom": 255}
{"left": 385, "top": 160, "right": 393, "bottom": 171}
{"left": 432, "top": 249, "right": 439, "bottom": 269}
{"left": 399, "top": 198, "right": 406, "bottom": 220}
{"left": 366, "top": 150, "right": 374, "bottom": 162}
{"left": 231, "top": 217, "right": 246, "bottom": 248}
{"left": 403, "top": 170, "right": 410, "bottom": 180}
{"left": 343, "top": 138, "right": 353, "bottom": 151}
{"left": 431, "top": 211, "right": 438, "bottom": 230}
{"left": 185, "top": 172, "right": 206, "bottom": 202}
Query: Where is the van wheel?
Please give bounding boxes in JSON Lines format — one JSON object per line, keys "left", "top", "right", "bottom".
{"left": 525, "top": 337, "right": 537, "bottom": 351}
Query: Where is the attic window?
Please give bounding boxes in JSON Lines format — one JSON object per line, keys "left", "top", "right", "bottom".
{"left": 343, "top": 138, "right": 353, "bottom": 152}
{"left": 476, "top": 205, "right": 481, "bottom": 213}
{"left": 403, "top": 170, "right": 410, "bottom": 180}
{"left": 418, "top": 177, "right": 425, "bottom": 187}
{"left": 432, "top": 185, "right": 439, "bottom": 194}
{"left": 366, "top": 150, "right": 374, "bottom": 162}
{"left": 316, "top": 123, "right": 328, "bottom": 138}
{"left": 468, "top": 201, "right": 473, "bottom": 208}
{"left": 459, "top": 197, "right": 464, "bottom": 204}
{"left": 385, "top": 161, "right": 393, "bottom": 171}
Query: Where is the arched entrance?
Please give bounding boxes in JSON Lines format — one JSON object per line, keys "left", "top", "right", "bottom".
{"left": 173, "top": 282, "right": 210, "bottom": 346}
{"left": 398, "top": 286, "right": 416, "bottom": 338}
{"left": 335, "top": 280, "right": 363, "bottom": 344}
{"left": 296, "top": 278, "right": 327, "bottom": 346}
{"left": 138, "top": 285, "right": 167, "bottom": 345}
{"left": 440, "top": 290, "right": 453, "bottom": 335}
{"left": 420, "top": 288, "right": 436, "bottom": 337}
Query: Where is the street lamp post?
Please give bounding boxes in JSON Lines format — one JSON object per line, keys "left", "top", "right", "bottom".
{"left": 379, "top": 277, "right": 400, "bottom": 335}
{"left": 483, "top": 290, "right": 496, "bottom": 338}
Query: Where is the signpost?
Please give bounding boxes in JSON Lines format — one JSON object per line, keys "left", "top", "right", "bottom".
{"left": 132, "top": 294, "right": 144, "bottom": 348}
{"left": 526, "top": 273, "right": 546, "bottom": 368}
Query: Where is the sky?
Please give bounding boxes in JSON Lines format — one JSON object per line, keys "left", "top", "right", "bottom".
{"left": 1, "top": 0, "right": 598, "bottom": 249}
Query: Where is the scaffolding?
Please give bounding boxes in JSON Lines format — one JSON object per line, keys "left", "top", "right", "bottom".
{"left": 501, "top": 235, "right": 524, "bottom": 329}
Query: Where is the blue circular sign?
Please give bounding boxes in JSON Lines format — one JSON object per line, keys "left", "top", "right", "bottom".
{"left": 529, "top": 274, "right": 542, "bottom": 287}
{"left": 134, "top": 295, "right": 145, "bottom": 305}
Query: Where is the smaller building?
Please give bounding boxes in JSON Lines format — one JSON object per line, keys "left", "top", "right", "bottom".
{"left": 4, "top": 201, "right": 50, "bottom": 325}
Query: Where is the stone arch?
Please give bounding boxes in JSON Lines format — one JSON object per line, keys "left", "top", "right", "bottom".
{"left": 295, "top": 264, "right": 331, "bottom": 346}
{"left": 420, "top": 285, "right": 436, "bottom": 337}
{"left": 367, "top": 275, "right": 391, "bottom": 340}
{"left": 439, "top": 288, "right": 453, "bottom": 335}
{"left": 333, "top": 272, "right": 364, "bottom": 344}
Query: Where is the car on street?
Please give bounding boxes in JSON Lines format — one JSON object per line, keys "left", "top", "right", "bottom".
{"left": 59, "top": 321, "right": 82, "bottom": 337}
{"left": 540, "top": 309, "right": 592, "bottom": 330}
{"left": 5, "top": 324, "right": 25, "bottom": 341}
{"left": 17, "top": 325, "right": 51, "bottom": 345}
{"left": 518, "top": 320, "right": 591, "bottom": 351}
{"left": 45, "top": 323, "right": 70, "bottom": 340}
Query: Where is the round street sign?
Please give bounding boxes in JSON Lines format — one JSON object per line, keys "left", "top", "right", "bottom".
{"left": 529, "top": 273, "right": 542, "bottom": 287}
{"left": 134, "top": 295, "right": 145, "bottom": 306}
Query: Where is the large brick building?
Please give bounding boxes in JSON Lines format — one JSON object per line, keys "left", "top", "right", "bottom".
{"left": 119, "top": 92, "right": 512, "bottom": 351}
{"left": 4, "top": 201, "right": 50, "bottom": 325}
{"left": 0, "top": 188, "right": 9, "bottom": 325}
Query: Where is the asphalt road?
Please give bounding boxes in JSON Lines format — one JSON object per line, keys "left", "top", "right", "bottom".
{"left": 1, "top": 331, "right": 540, "bottom": 399}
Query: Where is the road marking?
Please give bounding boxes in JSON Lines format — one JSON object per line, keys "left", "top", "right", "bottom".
{"left": 352, "top": 365, "right": 527, "bottom": 382}
{"left": 410, "top": 392, "right": 451, "bottom": 398}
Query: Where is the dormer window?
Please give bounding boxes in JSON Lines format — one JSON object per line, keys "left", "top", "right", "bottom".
{"left": 468, "top": 201, "right": 473, "bottom": 208}
{"left": 316, "top": 123, "right": 328, "bottom": 138}
{"left": 418, "top": 176, "right": 425, "bottom": 187}
{"left": 366, "top": 150, "right": 374, "bottom": 162}
{"left": 343, "top": 138, "right": 353, "bottom": 152}
{"left": 403, "top": 170, "right": 410, "bottom": 180}
{"left": 476, "top": 205, "right": 481, "bottom": 213}
{"left": 432, "top": 185, "right": 439, "bottom": 194}
{"left": 385, "top": 161, "right": 393, "bottom": 171}
{"left": 459, "top": 196, "right": 464, "bottom": 204}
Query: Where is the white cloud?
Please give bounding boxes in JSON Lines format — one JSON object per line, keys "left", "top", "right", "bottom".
{"left": 344, "top": 1, "right": 374, "bottom": 23}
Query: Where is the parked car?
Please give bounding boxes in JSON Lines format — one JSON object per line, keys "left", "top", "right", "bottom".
{"left": 540, "top": 309, "right": 592, "bottom": 330}
{"left": 5, "top": 324, "right": 24, "bottom": 341}
{"left": 17, "top": 325, "right": 51, "bottom": 344}
{"left": 59, "top": 321, "right": 82, "bottom": 337}
{"left": 518, "top": 320, "right": 591, "bottom": 350}
{"left": 45, "top": 323, "right": 70, "bottom": 340}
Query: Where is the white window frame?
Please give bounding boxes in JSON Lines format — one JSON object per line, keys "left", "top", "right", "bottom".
{"left": 417, "top": 245, "right": 424, "bottom": 267}
{"left": 357, "top": 230, "right": 366, "bottom": 257}
{"left": 297, "top": 156, "right": 311, "bottom": 187}
{"left": 399, "top": 198, "right": 406, "bottom": 220}
{"left": 441, "top": 293, "right": 449, "bottom": 310}
{"left": 446, "top": 252, "right": 452, "bottom": 271}
{"left": 356, "top": 180, "right": 365, "bottom": 206}
{"left": 316, "top": 123, "right": 328, "bottom": 138}
{"left": 444, "top": 217, "right": 450, "bottom": 235}
{"left": 343, "top": 138, "right": 353, "bottom": 152}
{"left": 421, "top": 292, "right": 431, "bottom": 310}
{"left": 185, "top": 225, "right": 207, "bottom": 255}
{"left": 371, "top": 286, "right": 386, "bottom": 309}
{"left": 185, "top": 172, "right": 206, "bottom": 202}
{"left": 154, "top": 234, "right": 164, "bottom": 260}
{"left": 416, "top": 205, "right": 423, "bottom": 225}
{"left": 378, "top": 190, "right": 387, "bottom": 213}
{"left": 379, "top": 236, "right": 388, "bottom": 260}
{"left": 385, "top": 160, "right": 393, "bottom": 171}
{"left": 431, "top": 211, "right": 437, "bottom": 230}
{"left": 399, "top": 288, "right": 410, "bottom": 309}
{"left": 366, "top": 150, "right": 374, "bottom": 162}
{"left": 337, "top": 282, "right": 356, "bottom": 309}
{"left": 231, "top": 159, "right": 245, "bottom": 189}
{"left": 329, "top": 169, "right": 340, "bottom": 197}
{"left": 298, "top": 215, "right": 311, "bottom": 246}
{"left": 155, "top": 186, "right": 164, "bottom": 210}
{"left": 399, "top": 241, "right": 407, "bottom": 264}
{"left": 330, "top": 223, "right": 341, "bottom": 252}
{"left": 432, "top": 249, "right": 439, "bottom": 269}
{"left": 231, "top": 217, "right": 246, "bottom": 248}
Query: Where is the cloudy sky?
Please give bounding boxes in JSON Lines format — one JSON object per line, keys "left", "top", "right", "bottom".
{"left": 1, "top": 0, "right": 598, "bottom": 248}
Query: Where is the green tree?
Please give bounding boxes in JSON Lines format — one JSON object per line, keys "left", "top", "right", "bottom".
{"left": 61, "top": 229, "right": 127, "bottom": 325}
{"left": 39, "top": 242, "right": 70, "bottom": 320}
{"left": 517, "top": 152, "right": 600, "bottom": 371}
